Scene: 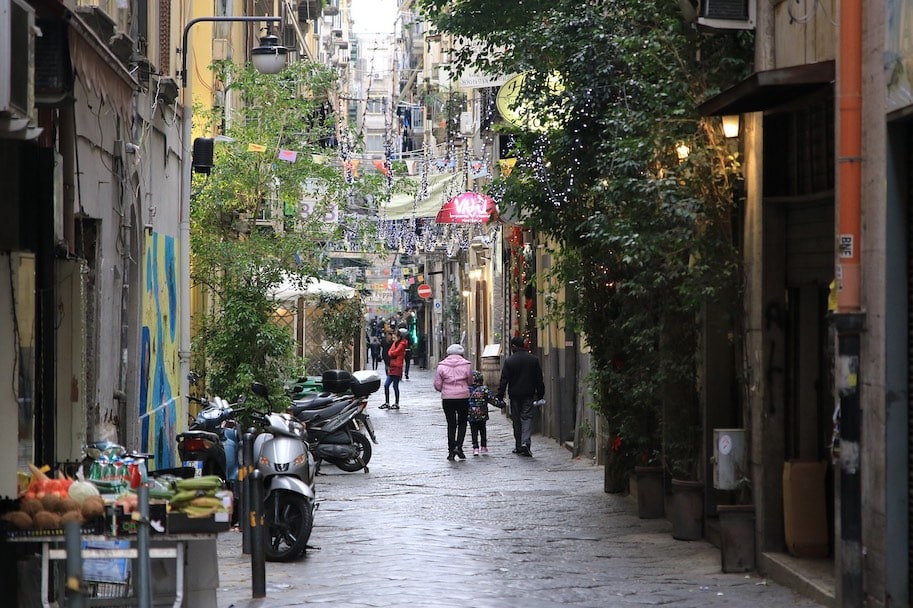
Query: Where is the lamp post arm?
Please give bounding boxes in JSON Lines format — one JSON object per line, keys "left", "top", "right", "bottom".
{"left": 180, "top": 16, "right": 282, "bottom": 88}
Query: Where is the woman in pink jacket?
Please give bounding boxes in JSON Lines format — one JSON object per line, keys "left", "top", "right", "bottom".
{"left": 433, "top": 343, "right": 473, "bottom": 460}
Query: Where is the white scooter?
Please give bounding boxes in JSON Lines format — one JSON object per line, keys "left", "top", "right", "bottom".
{"left": 249, "top": 382, "right": 317, "bottom": 562}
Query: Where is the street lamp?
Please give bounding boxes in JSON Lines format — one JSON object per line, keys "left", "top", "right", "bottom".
{"left": 180, "top": 16, "right": 286, "bottom": 87}
{"left": 251, "top": 30, "right": 289, "bottom": 75}
{"left": 177, "top": 15, "right": 286, "bottom": 467}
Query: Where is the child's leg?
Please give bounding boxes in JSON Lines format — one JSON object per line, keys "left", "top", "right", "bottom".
{"left": 479, "top": 422, "right": 488, "bottom": 448}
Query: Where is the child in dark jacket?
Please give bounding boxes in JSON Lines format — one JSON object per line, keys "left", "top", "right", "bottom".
{"left": 468, "top": 371, "right": 502, "bottom": 455}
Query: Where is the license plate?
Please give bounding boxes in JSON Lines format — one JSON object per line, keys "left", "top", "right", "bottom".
{"left": 182, "top": 460, "right": 204, "bottom": 477}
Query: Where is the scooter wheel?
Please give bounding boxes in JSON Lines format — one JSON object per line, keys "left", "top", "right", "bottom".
{"left": 264, "top": 490, "right": 313, "bottom": 562}
{"left": 333, "top": 432, "right": 372, "bottom": 472}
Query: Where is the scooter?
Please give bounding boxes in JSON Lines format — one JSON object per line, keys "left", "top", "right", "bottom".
{"left": 292, "top": 369, "right": 380, "bottom": 443}
{"left": 176, "top": 391, "right": 242, "bottom": 483}
{"left": 289, "top": 370, "right": 380, "bottom": 473}
{"left": 249, "top": 383, "right": 317, "bottom": 562}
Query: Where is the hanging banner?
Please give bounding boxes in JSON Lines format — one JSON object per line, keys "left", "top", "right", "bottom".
{"left": 435, "top": 191, "right": 499, "bottom": 224}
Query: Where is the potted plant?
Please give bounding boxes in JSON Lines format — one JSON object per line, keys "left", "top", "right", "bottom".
{"left": 590, "top": 362, "right": 662, "bottom": 513}
{"left": 610, "top": 393, "right": 663, "bottom": 518}
{"left": 633, "top": 452, "right": 664, "bottom": 519}
{"left": 664, "top": 394, "right": 704, "bottom": 540}
{"left": 603, "top": 434, "right": 628, "bottom": 494}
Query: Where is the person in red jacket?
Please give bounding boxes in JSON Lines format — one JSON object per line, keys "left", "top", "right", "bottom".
{"left": 380, "top": 328, "right": 409, "bottom": 409}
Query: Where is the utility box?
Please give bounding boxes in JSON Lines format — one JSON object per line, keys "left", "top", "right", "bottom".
{"left": 713, "top": 428, "right": 747, "bottom": 490}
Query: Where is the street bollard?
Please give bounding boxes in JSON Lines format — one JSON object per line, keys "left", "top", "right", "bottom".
{"left": 241, "top": 429, "right": 255, "bottom": 554}
{"left": 136, "top": 484, "right": 152, "bottom": 608}
{"left": 64, "top": 521, "right": 86, "bottom": 608}
{"left": 249, "top": 468, "right": 266, "bottom": 598}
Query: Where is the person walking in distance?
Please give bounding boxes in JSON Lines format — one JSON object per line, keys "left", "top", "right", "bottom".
{"left": 433, "top": 344, "right": 473, "bottom": 460}
{"left": 368, "top": 336, "right": 382, "bottom": 371}
{"left": 381, "top": 331, "right": 393, "bottom": 374}
{"left": 497, "top": 336, "right": 545, "bottom": 457}
{"left": 380, "top": 328, "right": 409, "bottom": 409}
{"left": 400, "top": 326, "right": 413, "bottom": 379}
{"left": 468, "top": 370, "right": 502, "bottom": 456}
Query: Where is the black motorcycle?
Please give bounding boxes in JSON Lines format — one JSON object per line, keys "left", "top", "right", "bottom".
{"left": 289, "top": 370, "right": 380, "bottom": 472}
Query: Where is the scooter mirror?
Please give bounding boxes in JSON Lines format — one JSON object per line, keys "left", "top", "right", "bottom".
{"left": 250, "top": 382, "right": 269, "bottom": 399}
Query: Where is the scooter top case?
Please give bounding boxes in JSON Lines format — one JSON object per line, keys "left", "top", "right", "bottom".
{"left": 322, "top": 369, "right": 352, "bottom": 393}
{"left": 350, "top": 370, "right": 381, "bottom": 397}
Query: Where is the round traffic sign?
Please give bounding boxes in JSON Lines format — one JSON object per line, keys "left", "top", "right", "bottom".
{"left": 417, "top": 284, "right": 432, "bottom": 299}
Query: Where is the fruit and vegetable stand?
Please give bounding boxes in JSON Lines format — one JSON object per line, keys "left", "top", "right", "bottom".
{"left": 6, "top": 532, "right": 219, "bottom": 608}
{"left": 2, "top": 464, "right": 230, "bottom": 607}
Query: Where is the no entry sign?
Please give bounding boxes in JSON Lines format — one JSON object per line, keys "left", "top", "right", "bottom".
{"left": 417, "top": 284, "right": 432, "bottom": 299}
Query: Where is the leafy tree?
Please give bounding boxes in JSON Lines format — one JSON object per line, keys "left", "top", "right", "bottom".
{"left": 191, "top": 60, "right": 384, "bottom": 399}
{"left": 420, "top": 0, "right": 752, "bottom": 478}
{"left": 313, "top": 292, "right": 366, "bottom": 370}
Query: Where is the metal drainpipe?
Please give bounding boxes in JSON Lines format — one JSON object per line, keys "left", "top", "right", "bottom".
{"left": 835, "top": 0, "right": 864, "bottom": 605}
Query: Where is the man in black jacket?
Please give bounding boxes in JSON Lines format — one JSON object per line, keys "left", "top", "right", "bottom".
{"left": 497, "top": 336, "right": 545, "bottom": 457}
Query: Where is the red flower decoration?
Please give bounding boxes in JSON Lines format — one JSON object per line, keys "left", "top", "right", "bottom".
{"left": 611, "top": 436, "right": 622, "bottom": 453}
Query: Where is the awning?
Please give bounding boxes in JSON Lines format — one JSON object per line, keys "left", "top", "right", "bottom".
{"left": 272, "top": 277, "right": 356, "bottom": 304}
{"left": 379, "top": 173, "right": 464, "bottom": 220}
{"left": 697, "top": 60, "right": 835, "bottom": 116}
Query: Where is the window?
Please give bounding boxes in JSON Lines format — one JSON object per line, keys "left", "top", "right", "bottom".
{"left": 366, "top": 97, "right": 386, "bottom": 114}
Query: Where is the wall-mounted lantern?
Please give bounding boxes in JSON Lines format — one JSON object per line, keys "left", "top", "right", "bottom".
{"left": 675, "top": 142, "right": 691, "bottom": 161}
{"left": 722, "top": 114, "right": 741, "bottom": 139}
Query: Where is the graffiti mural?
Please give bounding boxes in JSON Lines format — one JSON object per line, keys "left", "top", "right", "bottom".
{"left": 140, "top": 232, "right": 182, "bottom": 469}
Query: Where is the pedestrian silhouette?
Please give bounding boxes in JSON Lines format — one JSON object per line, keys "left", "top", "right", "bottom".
{"left": 433, "top": 343, "right": 473, "bottom": 460}
{"left": 497, "top": 336, "right": 544, "bottom": 457}
{"left": 468, "top": 370, "right": 502, "bottom": 455}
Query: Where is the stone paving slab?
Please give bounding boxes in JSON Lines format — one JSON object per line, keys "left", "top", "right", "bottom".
{"left": 216, "top": 366, "right": 823, "bottom": 608}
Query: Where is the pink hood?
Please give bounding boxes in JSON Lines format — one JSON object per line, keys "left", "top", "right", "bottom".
{"left": 433, "top": 355, "right": 473, "bottom": 399}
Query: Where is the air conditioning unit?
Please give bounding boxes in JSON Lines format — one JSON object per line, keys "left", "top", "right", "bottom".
{"left": 0, "top": 0, "right": 36, "bottom": 125}
{"left": 698, "top": 0, "right": 756, "bottom": 30}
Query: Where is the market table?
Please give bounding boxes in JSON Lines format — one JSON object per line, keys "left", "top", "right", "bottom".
{"left": 6, "top": 532, "right": 220, "bottom": 608}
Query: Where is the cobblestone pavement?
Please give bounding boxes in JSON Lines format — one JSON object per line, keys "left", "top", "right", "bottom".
{"left": 216, "top": 366, "right": 823, "bottom": 608}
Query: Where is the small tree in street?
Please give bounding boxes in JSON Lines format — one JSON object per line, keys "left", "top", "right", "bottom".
{"left": 313, "top": 292, "right": 366, "bottom": 370}
{"left": 191, "top": 61, "right": 381, "bottom": 399}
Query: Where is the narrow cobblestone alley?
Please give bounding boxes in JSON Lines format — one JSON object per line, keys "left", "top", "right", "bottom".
{"left": 216, "top": 366, "right": 823, "bottom": 608}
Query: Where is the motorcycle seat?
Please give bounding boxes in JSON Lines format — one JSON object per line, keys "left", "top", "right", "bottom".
{"left": 291, "top": 399, "right": 353, "bottom": 422}
{"left": 177, "top": 429, "right": 220, "bottom": 442}
{"left": 289, "top": 395, "right": 338, "bottom": 412}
